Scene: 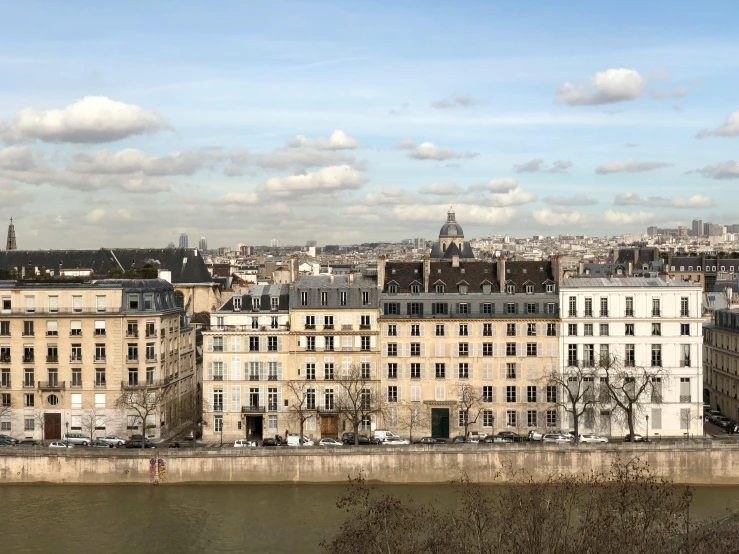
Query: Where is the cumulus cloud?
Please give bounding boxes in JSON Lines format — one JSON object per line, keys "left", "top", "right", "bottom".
{"left": 250, "top": 130, "right": 360, "bottom": 172}
{"left": 696, "top": 111, "right": 739, "bottom": 138}
{"left": 345, "top": 205, "right": 373, "bottom": 215}
{"left": 430, "top": 95, "right": 479, "bottom": 109}
{"left": 692, "top": 160, "right": 739, "bottom": 179}
{"left": 602, "top": 210, "right": 657, "bottom": 225}
{"left": 362, "top": 187, "right": 407, "bottom": 205}
{"left": 263, "top": 165, "right": 368, "bottom": 197}
{"left": 0, "top": 181, "right": 33, "bottom": 206}
{"left": 419, "top": 182, "right": 465, "bottom": 195}
{"left": 555, "top": 68, "right": 647, "bottom": 106}
{"left": 66, "top": 148, "right": 207, "bottom": 176}
{"left": 466, "top": 177, "right": 518, "bottom": 193}
{"left": 0, "top": 146, "right": 39, "bottom": 171}
{"left": 0, "top": 96, "right": 171, "bottom": 144}
{"left": 485, "top": 186, "right": 538, "bottom": 207}
{"left": 650, "top": 88, "right": 689, "bottom": 99}
{"left": 533, "top": 209, "right": 586, "bottom": 226}
{"left": 210, "top": 192, "right": 259, "bottom": 205}
{"left": 395, "top": 139, "right": 477, "bottom": 161}
{"left": 543, "top": 194, "right": 599, "bottom": 206}
{"left": 596, "top": 159, "right": 672, "bottom": 174}
{"left": 513, "top": 158, "right": 573, "bottom": 174}
{"left": 120, "top": 177, "right": 170, "bottom": 193}
{"left": 614, "top": 192, "right": 713, "bottom": 209}
{"left": 285, "top": 130, "right": 358, "bottom": 150}
{"left": 393, "top": 203, "right": 516, "bottom": 226}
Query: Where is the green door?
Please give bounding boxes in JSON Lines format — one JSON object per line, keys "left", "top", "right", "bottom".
{"left": 431, "top": 408, "right": 449, "bottom": 439}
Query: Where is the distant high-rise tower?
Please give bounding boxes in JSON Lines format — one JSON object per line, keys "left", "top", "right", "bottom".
{"left": 6, "top": 217, "right": 16, "bottom": 250}
{"left": 270, "top": 239, "right": 280, "bottom": 247}
{"left": 179, "top": 233, "right": 189, "bottom": 248}
{"left": 691, "top": 219, "right": 702, "bottom": 237}
{"left": 198, "top": 237, "right": 208, "bottom": 251}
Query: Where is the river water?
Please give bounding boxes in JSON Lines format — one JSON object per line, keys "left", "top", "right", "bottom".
{"left": 1, "top": 484, "right": 738, "bottom": 554}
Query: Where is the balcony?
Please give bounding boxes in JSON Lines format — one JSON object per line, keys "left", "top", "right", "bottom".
{"left": 341, "top": 325, "right": 353, "bottom": 331}
{"left": 212, "top": 375, "right": 224, "bottom": 381}
{"left": 126, "top": 356, "right": 139, "bottom": 363}
{"left": 241, "top": 405, "right": 266, "bottom": 413}
{"left": 625, "top": 310, "right": 634, "bottom": 317}
{"left": 359, "top": 324, "right": 371, "bottom": 330}
{"left": 652, "top": 310, "right": 661, "bottom": 317}
{"left": 317, "top": 406, "right": 338, "bottom": 414}
{"left": 46, "top": 331, "right": 58, "bottom": 337}
{"left": 600, "top": 311, "right": 608, "bottom": 317}
{"left": 94, "top": 356, "right": 106, "bottom": 363}
{"left": 146, "top": 355, "right": 157, "bottom": 362}
{"left": 121, "top": 380, "right": 166, "bottom": 390}
{"left": 146, "top": 331, "right": 157, "bottom": 338}
{"left": 46, "top": 355, "right": 59, "bottom": 363}
{"left": 94, "top": 381, "right": 107, "bottom": 388}
{"left": 212, "top": 405, "right": 224, "bottom": 413}
{"left": 681, "top": 311, "right": 690, "bottom": 318}
{"left": 126, "top": 331, "right": 139, "bottom": 338}
{"left": 160, "top": 329, "right": 166, "bottom": 338}
{"left": 342, "top": 347, "right": 353, "bottom": 352}
{"left": 95, "top": 330, "right": 106, "bottom": 337}
{"left": 268, "top": 375, "right": 278, "bottom": 381}
{"left": 679, "top": 395, "right": 691, "bottom": 403}
{"left": 304, "top": 324, "right": 316, "bottom": 330}
{"left": 22, "top": 355, "right": 35, "bottom": 363}
{"left": 0, "top": 380, "right": 10, "bottom": 388}
{"left": 70, "top": 381, "right": 82, "bottom": 389}
{"left": 38, "top": 381, "right": 65, "bottom": 391}
{"left": 70, "top": 355, "right": 82, "bottom": 363}
{"left": 249, "top": 375, "right": 260, "bottom": 381}
{"left": 22, "top": 380, "right": 35, "bottom": 389}
{"left": 323, "top": 324, "right": 334, "bottom": 330}
{"left": 267, "top": 403, "right": 278, "bottom": 412}
{"left": 680, "top": 360, "right": 691, "bottom": 368}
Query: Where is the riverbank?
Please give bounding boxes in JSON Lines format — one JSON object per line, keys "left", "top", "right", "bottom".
{"left": 1, "top": 441, "right": 737, "bottom": 485}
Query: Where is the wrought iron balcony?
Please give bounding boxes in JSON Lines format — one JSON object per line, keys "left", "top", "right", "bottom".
{"left": 38, "top": 381, "right": 65, "bottom": 391}
{"left": 241, "top": 405, "right": 266, "bottom": 413}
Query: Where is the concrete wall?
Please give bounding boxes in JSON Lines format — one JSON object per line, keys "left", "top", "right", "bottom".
{"left": 1, "top": 443, "right": 737, "bottom": 485}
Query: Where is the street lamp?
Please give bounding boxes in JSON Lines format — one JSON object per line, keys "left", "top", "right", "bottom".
{"left": 646, "top": 414, "right": 649, "bottom": 442}
{"left": 65, "top": 421, "right": 69, "bottom": 444}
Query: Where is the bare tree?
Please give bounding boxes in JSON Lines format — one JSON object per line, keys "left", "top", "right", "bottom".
{"left": 335, "top": 363, "right": 383, "bottom": 445}
{"left": 115, "top": 383, "right": 172, "bottom": 440}
{"left": 601, "top": 354, "right": 665, "bottom": 439}
{"left": 544, "top": 363, "right": 598, "bottom": 443}
{"left": 396, "top": 403, "right": 428, "bottom": 444}
{"left": 456, "top": 384, "right": 482, "bottom": 438}
{"left": 285, "top": 380, "right": 316, "bottom": 445}
{"left": 80, "top": 403, "right": 101, "bottom": 443}
{"left": 33, "top": 410, "right": 46, "bottom": 443}
{"left": 0, "top": 395, "right": 13, "bottom": 421}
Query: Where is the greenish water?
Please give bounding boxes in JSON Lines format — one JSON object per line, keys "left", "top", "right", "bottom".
{"left": 0, "top": 484, "right": 737, "bottom": 554}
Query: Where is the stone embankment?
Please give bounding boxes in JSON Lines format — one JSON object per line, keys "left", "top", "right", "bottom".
{"left": 0, "top": 442, "right": 734, "bottom": 485}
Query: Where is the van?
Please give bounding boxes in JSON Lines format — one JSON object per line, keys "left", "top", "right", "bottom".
{"left": 286, "top": 433, "right": 314, "bottom": 446}
{"left": 63, "top": 433, "right": 91, "bottom": 446}
{"left": 373, "top": 430, "right": 400, "bottom": 442}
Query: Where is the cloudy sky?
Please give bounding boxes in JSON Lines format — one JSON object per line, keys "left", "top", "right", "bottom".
{"left": 1, "top": 1, "right": 738, "bottom": 249}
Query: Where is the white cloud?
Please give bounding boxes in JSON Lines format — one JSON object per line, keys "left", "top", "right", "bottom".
{"left": 533, "top": 209, "right": 586, "bottom": 226}
{"left": 466, "top": 177, "right": 518, "bottom": 193}
{"left": 555, "top": 68, "right": 647, "bottom": 106}
{"left": 650, "top": 88, "right": 689, "bottom": 99}
{"left": 85, "top": 208, "right": 108, "bottom": 224}
{"left": 264, "top": 165, "right": 368, "bottom": 196}
{"left": 0, "top": 181, "right": 33, "bottom": 206}
{"left": 696, "top": 111, "right": 739, "bottom": 138}
{"left": 210, "top": 192, "right": 259, "bottom": 205}
{"left": 692, "top": 160, "right": 739, "bottom": 179}
{"left": 614, "top": 192, "right": 713, "bottom": 208}
{"left": 362, "top": 187, "right": 407, "bottom": 205}
{"left": 396, "top": 139, "right": 477, "bottom": 161}
{"left": 393, "top": 203, "right": 516, "bottom": 226}
{"left": 419, "top": 182, "right": 465, "bottom": 195}
{"left": 67, "top": 148, "right": 206, "bottom": 176}
{"left": 602, "top": 210, "right": 657, "bottom": 225}
{"left": 430, "top": 95, "right": 480, "bottom": 109}
{"left": 596, "top": 159, "right": 672, "bottom": 174}
{"left": 345, "top": 205, "right": 373, "bottom": 215}
{"left": 0, "top": 146, "right": 39, "bottom": 171}
{"left": 485, "top": 186, "right": 538, "bottom": 207}
{"left": 285, "top": 130, "right": 358, "bottom": 150}
{"left": 513, "top": 158, "right": 573, "bottom": 174}
{"left": 543, "top": 194, "right": 599, "bottom": 206}
{"left": 380, "top": 187, "right": 405, "bottom": 198}
{"left": 0, "top": 96, "right": 171, "bottom": 144}
{"left": 120, "top": 177, "right": 170, "bottom": 193}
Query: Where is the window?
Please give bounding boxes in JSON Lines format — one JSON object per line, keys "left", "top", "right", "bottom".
{"left": 458, "top": 409, "right": 469, "bottom": 427}
{"left": 213, "top": 336, "right": 224, "bottom": 352}
{"left": 125, "top": 344, "right": 136, "bottom": 362}
{"left": 435, "top": 363, "right": 445, "bottom": 379}
{"left": 526, "top": 343, "right": 537, "bottom": 356}
{"left": 435, "top": 284, "right": 445, "bottom": 293}
{"left": 410, "top": 284, "right": 420, "bottom": 295}
{"left": 249, "top": 337, "right": 260, "bottom": 352}
{"left": 482, "top": 343, "right": 493, "bottom": 357}
{"left": 95, "top": 368, "right": 106, "bottom": 387}
{"left": 600, "top": 324, "right": 609, "bottom": 336}
{"left": 680, "top": 297, "right": 689, "bottom": 317}
{"left": 584, "top": 324, "right": 593, "bottom": 336}
{"left": 340, "top": 291, "right": 347, "bottom": 305}
{"left": 95, "top": 320, "right": 106, "bottom": 336}
{"left": 1, "top": 370, "right": 9, "bottom": 387}
{"left": 388, "top": 284, "right": 398, "bottom": 294}
{"left": 305, "top": 315, "right": 316, "bottom": 328}
{"left": 546, "top": 386, "right": 557, "bottom": 403}
{"left": 545, "top": 303, "right": 556, "bottom": 314}
{"left": 546, "top": 409, "right": 557, "bottom": 427}
{"left": 651, "top": 345, "right": 662, "bottom": 367}
{"left": 506, "top": 363, "right": 516, "bottom": 379}
{"left": 409, "top": 303, "right": 421, "bottom": 316}
{"left": 128, "top": 294, "right": 139, "bottom": 310}
{"left": 525, "top": 284, "right": 534, "bottom": 294}
{"left": 24, "top": 393, "right": 35, "bottom": 408}
{"left": 482, "top": 303, "right": 493, "bottom": 315}
{"left": 625, "top": 324, "right": 634, "bottom": 336}
{"left": 1, "top": 297, "right": 10, "bottom": 312}
{"left": 251, "top": 318, "right": 258, "bottom": 330}
{"left": 506, "top": 284, "right": 516, "bottom": 294}
{"left": 568, "top": 324, "right": 577, "bottom": 336}
{"left": 625, "top": 344, "right": 635, "bottom": 367}
{"left": 599, "top": 297, "right": 608, "bottom": 317}
{"left": 126, "top": 321, "right": 138, "bottom": 338}
{"left": 652, "top": 323, "right": 661, "bottom": 336}
{"left": 214, "top": 416, "right": 223, "bottom": 433}
{"left": 47, "top": 344, "right": 58, "bottom": 363}
{"left": 387, "top": 343, "right": 398, "bottom": 357}
{"left": 584, "top": 298, "right": 592, "bottom": 317}
{"left": 527, "top": 386, "right": 537, "bottom": 403}
{"left": 324, "top": 362, "right": 335, "bottom": 380}
{"left": 679, "top": 378, "right": 691, "bottom": 403}
{"left": 506, "top": 410, "right": 517, "bottom": 427}
{"left": 324, "top": 389, "right": 335, "bottom": 410}
{"left": 361, "top": 336, "right": 371, "bottom": 351}
{"left": 482, "top": 386, "right": 494, "bottom": 403}
{"left": 72, "top": 368, "right": 81, "bottom": 387}
{"left": 527, "top": 410, "right": 537, "bottom": 427}
{"left": 268, "top": 336, "right": 278, "bottom": 351}
{"left": 300, "top": 292, "right": 308, "bottom": 306}
{"left": 387, "top": 363, "right": 398, "bottom": 379}
{"left": 482, "top": 284, "right": 492, "bottom": 295}
{"left": 324, "top": 315, "right": 334, "bottom": 328}
{"left": 506, "top": 342, "right": 516, "bottom": 357}
{"left": 458, "top": 303, "right": 469, "bottom": 314}
{"left": 458, "top": 343, "right": 469, "bottom": 357}
{"left": 507, "top": 323, "right": 516, "bottom": 337}
{"left": 527, "top": 323, "right": 536, "bottom": 336}
{"left": 680, "top": 324, "right": 690, "bottom": 336}
{"left": 306, "top": 388, "right": 316, "bottom": 410}
{"left": 95, "top": 344, "right": 106, "bottom": 362}
{"left": 583, "top": 344, "right": 594, "bottom": 367}
{"left": 387, "top": 386, "right": 398, "bottom": 403}
{"left": 432, "top": 303, "right": 447, "bottom": 315}
{"left": 435, "top": 324, "right": 445, "bottom": 337}
{"left": 483, "top": 410, "right": 494, "bottom": 427}
{"left": 408, "top": 343, "right": 421, "bottom": 357}
{"left": 506, "top": 303, "right": 516, "bottom": 314}
{"left": 547, "top": 323, "right": 556, "bottom": 337}
{"left": 362, "top": 291, "right": 370, "bottom": 305}
{"left": 410, "top": 324, "right": 420, "bottom": 336}
{"left": 567, "top": 344, "right": 577, "bottom": 366}
{"left": 459, "top": 285, "right": 468, "bottom": 295}
{"left": 24, "top": 296, "right": 36, "bottom": 313}
{"left": 25, "top": 418, "right": 34, "bottom": 432}
{"left": 457, "top": 363, "right": 469, "bottom": 379}
{"left": 306, "top": 336, "right": 316, "bottom": 351}
{"left": 233, "top": 297, "right": 242, "bottom": 311}
{"left": 625, "top": 296, "right": 634, "bottom": 317}
{"left": 143, "top": 294, "right": 153, "bottom": 310}
{"left": 680, "top": 345, "right": 691, "bottom": 368}
{"left": 410, "top": 363, "right": 420, "bottom": 379}
{"left": 568, "top": 296, "right": 576, "bottom": 317}
{"left": 0, "top": 321, "right": 8, "bottom": 336}
{"left": 48, "top": 296, "right": 59, "bottom": 313}
{"left": 145, "top": 343, "right": 155, "bottom": 361}
{"left": 458, "top": 324, "right": 468, "bottom": 337}
{"left": 526, "top": 303, "right": 536, "bottom": 314}
{"left": 652, "top": 298, "right": 661, "bottom": 317}
{"left": 23, "top": 321, "right": 34, "bottom": 336}
{"left": 545, "top": 284, "right": 554, "bottom": 293}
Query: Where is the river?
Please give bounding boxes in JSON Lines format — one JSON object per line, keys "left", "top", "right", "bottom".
{"left": 1, "top": 484, "right": 738, "bottom": 554}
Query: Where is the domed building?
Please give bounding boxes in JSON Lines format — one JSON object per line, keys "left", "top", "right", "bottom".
{"left": 429, "top": 207, "right": 476, "bottom": 260}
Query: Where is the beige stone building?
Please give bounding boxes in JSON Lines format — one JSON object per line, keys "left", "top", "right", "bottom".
{"left": 704, "top": 308, "right": 739, "bottom": 420}
{"left": 201, "top": 285, "right": 292, "bottom": 442}
{"left": 0, "top": 278, "right": 196, "bottom": 441}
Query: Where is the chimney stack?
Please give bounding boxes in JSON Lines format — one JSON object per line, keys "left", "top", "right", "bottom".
{"left": 452, "top": 253, "right": 459, "bottom": 268}
{"left": 497, "top": 255, "right": 506, "bottom": 292}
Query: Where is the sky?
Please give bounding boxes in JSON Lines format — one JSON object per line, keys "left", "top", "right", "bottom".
{"left": 1, "top": 0, "right": 738, "bottom": 249}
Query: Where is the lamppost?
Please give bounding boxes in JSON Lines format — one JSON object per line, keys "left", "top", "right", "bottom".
{"left": 646, "top": 414, "right": 649, "bottom": 442}
{"left": 65, "top": 421, "right": 69, "bottom": 445}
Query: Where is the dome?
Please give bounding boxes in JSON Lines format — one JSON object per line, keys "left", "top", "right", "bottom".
{"left": 439, "top": 208, "right": 463, "bottom": 237}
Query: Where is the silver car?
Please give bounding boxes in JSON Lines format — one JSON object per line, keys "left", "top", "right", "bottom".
{"left": 99, "top": 436, "right": 127, "bottom": 447}
{"left": 542, "top": 434, "right": 572, "bottom": 444}
{"left": 62, "top": 433, "right": 91, "bottom": 446}
{"left": 579, "top": 434, "right": 608, "bottom": 444}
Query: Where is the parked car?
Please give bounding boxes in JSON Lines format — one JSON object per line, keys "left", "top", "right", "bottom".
{"left": 527, "top": 430, "right": 544, "bottom": 441}
{"left": 49, "top": 441, "right": 74, "bottom": 448}
{"left": 126, "top": 440, "right": 155, "bottom": 449}
{"left": 451, "top": 436, "right": 469, "bottom": 444}
{"left": 374, "top": 430, "right": 401, "bottom": 442}
{"left": 99, "top": 436, "right": 126, "bottom": 447}
{"left": 129, "top": 434, "right": 145, "bottom": 442}
{"left": 419, "top": 437, "right": 441, "bottom": 445}
{"left": 90, "top": 440, "right": 113, "bottom": 448}
{"left": 0, "top": 434, "right": 18, "bottom": 445}
{"left": 708, "top": 410, "right": 722, "bottom": 424}
{"left": 466, "top": 431, "right": 486, "bottom": 442}
{"left": 318, "top": 438, "right": 342, "bottom": 447}
{"left": 579, "top": 434, "right": 608, "bottom": 444}
{"left": 715, "top": 416, "right": 732, "bottom": 429}
{"left": 497, "top": 431, "right": 523, "bottom": 443}
{"left": 482, "top": 435, "right": 512, "bottom": 444}
{"left": 234, "top": 439, "right": 258, "bottom": 448}
{"left": 18, "top": 440, "right": 40, "bottom": 447}
{"left": 287, "top": 433, "right": 314, "bottom": 446}
{"left": 262, "top": 438, "right": 278, "bottom": 447}
{"left": 623, "top": 434, "right": 650, "bottom": 443}
{"left": 382, "top": 436, "right": 410, "bottom": 445}
{"left": 62, "top": 433, "right": 91, "bottom": 446}
{"left": 542, "top": 434, "right": 572, "bottom": 444}
{"left": 0, "top": 441, "right": 14, "bottom": 448}
{"left": 342, "top": 433, "right": 378, "bottom": 445}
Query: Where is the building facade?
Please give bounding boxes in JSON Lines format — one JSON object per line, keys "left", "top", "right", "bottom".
{"left": 0, "top": 278, "right": 196, "bottom": 441}
{"left": 201, "top": 285, "right": 291, "bottom": 442}
{"left": 703, "top": 308, "right": 739, "bottom": 420}
{"left": 560, "top": 278, "right": 703, "bottom": 437}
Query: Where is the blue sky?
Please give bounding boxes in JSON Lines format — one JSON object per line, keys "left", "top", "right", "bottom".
{"left": 1, "top": 1, "right": 738, "bottom": 248}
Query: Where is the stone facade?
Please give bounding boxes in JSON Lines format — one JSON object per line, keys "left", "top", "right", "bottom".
{"left": 703, "top": 308, "right": 739, "bottom": 420}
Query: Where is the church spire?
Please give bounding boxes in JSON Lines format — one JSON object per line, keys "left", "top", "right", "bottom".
{"left": 6, "top": 217, "right": 16, "bottom": 250}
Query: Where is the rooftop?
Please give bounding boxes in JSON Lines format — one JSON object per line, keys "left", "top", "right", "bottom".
{"left": 562, "top": 277, "right": 699, "bottom": 288}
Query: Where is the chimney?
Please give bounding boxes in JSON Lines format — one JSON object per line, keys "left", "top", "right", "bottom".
{"left": 377, "top": 255, "right": 386, "bottom": 291}
{"left": 329, "top": 274, "right": 334, "bottom": 283}
{"left": 452, "top": 253, "right": 459, "bottom": 268}
{"left": 627, "top": 261, "right": 633, "bottom": 276}
{"left": 423, "top": 252, "right": 431, "bottom": 293}
{"left": 348, "top": 272, "right": 354, "bottom": 283}
{"left": 290, "top": 254, "right": 299, "bottom": 283}
{"left": 497, "top": 255, "right": 506, "bottom": 292}
{"left": 578, "top": 260, "right": 584, "bottom": 275}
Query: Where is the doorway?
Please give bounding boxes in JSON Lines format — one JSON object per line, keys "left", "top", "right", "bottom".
{"left": 44, "top": 413, "right": 61, "bottom": 440}
{"left": 431, "top": 408, "right": 449, "bottom": 439}
{"left": 320, "top": 415, "right": 338, "bottom": 437}
{"left": 245, "top": 416, "right": 263, "bottom": 440}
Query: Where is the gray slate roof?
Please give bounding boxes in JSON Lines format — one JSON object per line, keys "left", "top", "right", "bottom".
{"left": 563, "top": 277, "right": 696, "bottom": 288}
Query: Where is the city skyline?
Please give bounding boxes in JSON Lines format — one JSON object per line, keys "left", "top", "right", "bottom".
{"left": 1, "top": 1, "right": 738, "bottom": 248}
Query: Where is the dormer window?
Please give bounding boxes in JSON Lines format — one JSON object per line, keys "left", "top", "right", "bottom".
{"left": 506, "top": 284, "right": 516, "bottom": 294}
{"left": 300, "top": 291, "right": 308, "bottom": 306}
{"left": 270, "top": 297, "right": 279, "bottom": 311}
{"left": 525, "top": 284, "right": 534, "bottom": 294}
{"left": 545, "top": 284, "right": 554, "bottom": 293}
{"left": 388, "top": 284, "right": 398, "bottom": 294}
{"left": 482, "top": 284, "right": 492, "bottom": 294}
{"left": 459, "top": 285, "right": 468, "bottom": 295}
{"left": 252, "top": 298, "right": 261, "bottom": 311}
{"left": 410, "top": 284, "right": 420, "bottom": 295}
{"left": 233, "top": 297, "right": 242, "bottom": 311}
{"left": 435, "top": 284, "right": 445, "bottom": 294}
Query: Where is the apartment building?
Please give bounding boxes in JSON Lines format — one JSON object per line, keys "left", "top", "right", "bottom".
{"left": 560, "top": 277, "right": 703, "bottom": 437}
{"left": 703, "top": 308, "right": 739, "bottom": 420}
{"left": 289, "top": 274, "right": 380, "bottom": 438}
{"left": 201, "top": 285, "right": 291, "bottom": 442}
{"left": 0, "top": 278, "right": 196, "bottom": 441}
{"left": 377, "top": 256, "right": 560, "bottom": 439}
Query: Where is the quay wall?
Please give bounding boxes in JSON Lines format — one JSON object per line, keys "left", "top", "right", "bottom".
{"left": 0, "top": 443, "right": 736, "bottom": 485}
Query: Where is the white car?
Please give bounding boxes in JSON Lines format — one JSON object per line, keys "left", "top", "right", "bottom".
{"left": 49, "top": 441, "right": 74, "bottom": 448}
{"left": 99, "top": 436, "right": 127, "bottom": 447}
{"left": 318, "top": 438, "right": 342, "bottom": 447}
{"left": 542, "top": 434, "right": 572, "bottom": 444}
{"left": 382, "top": 436, "right": 410, "bottom": 445}
{"left": 233, "top": 439, "right": 258, "bottom": 448}
{"left": 579, "top": 434, "right": 608, "bottom": 444}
